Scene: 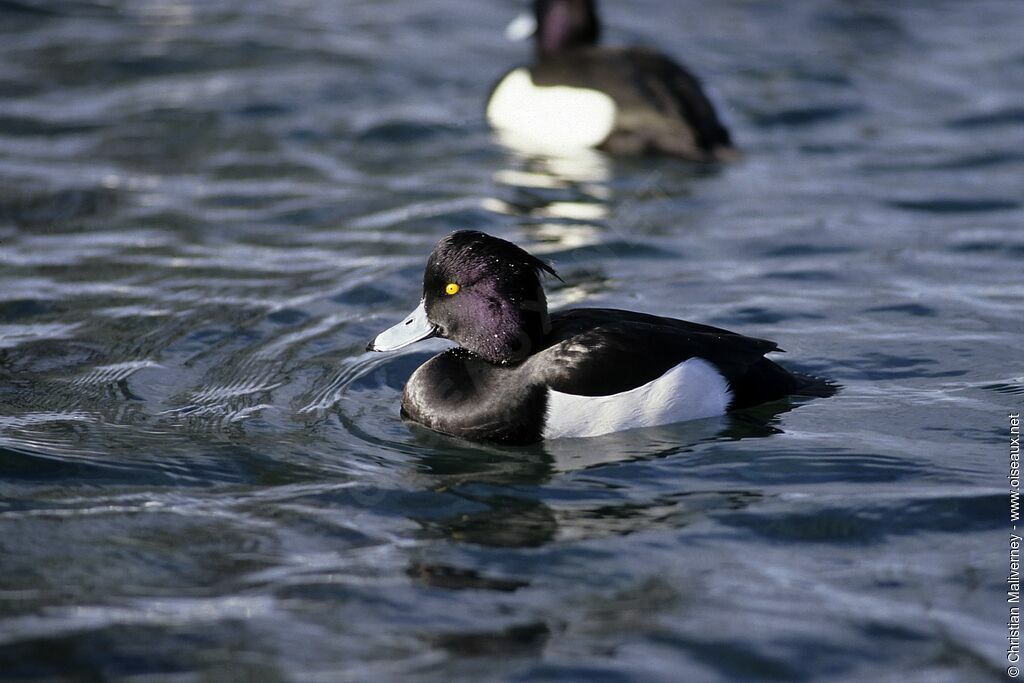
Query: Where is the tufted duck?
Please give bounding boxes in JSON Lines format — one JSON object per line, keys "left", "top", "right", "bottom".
{"left": 487, "top": 0, "right": 736, "bottom": 160}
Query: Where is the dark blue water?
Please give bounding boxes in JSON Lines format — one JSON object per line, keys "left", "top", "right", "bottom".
{"left": 1, "top": 1, "right": 1021, "bottom": 680}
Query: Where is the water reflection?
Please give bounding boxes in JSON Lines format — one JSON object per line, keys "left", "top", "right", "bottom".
{"left": 393, "top": 401, "right": 796, "bottom": 560}
{"left": 485, "top": 146, "right": 612, "bottom": 255}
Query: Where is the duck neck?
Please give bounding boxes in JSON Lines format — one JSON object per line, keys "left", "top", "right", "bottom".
{"left": 462, "top": 289, "right": 551, "bottom": 366}
{"left": 535, "top": 0, "right": 600, "bottom": 59}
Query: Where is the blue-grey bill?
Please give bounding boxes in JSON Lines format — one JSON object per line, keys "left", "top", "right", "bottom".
{"left": 367, "top": 300, "right": 437, "bottom": 352}
{"left": 505, "top": 11, "right": 536, "bottom": 41}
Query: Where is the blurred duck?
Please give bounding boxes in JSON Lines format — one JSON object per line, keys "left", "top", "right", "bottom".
{"left": 487, "top": 0, "right": 736, "bottom": 160}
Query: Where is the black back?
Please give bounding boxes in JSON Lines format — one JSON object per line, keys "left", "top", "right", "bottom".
{"left": 530, "top": 308, "right": 824, "bottom": 407}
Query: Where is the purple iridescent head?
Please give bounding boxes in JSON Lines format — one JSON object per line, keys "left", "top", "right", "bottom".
{"left": 533, "top": 0, "right": 600, "bottom": 57}
{"left": 424, "top": 231, "right": 559, "bottom": 363}
{"left": 367, "top": 231, "right": 560, "bottom": 365}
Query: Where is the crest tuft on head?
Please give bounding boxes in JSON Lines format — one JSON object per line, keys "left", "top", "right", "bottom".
{"left": 432, "top": 231, "right": 562, "bottom": 284}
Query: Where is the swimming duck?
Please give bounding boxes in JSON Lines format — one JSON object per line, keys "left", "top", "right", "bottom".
{"left": 367, "top": 231, "right": 831, "bottom": 444}
{"left": 486, "top": 0, "right": 735, "bottom": 160}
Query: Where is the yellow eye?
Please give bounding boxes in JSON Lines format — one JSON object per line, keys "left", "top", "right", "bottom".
{"left": 445, "top": 283, "right": 460, "bottom": 296}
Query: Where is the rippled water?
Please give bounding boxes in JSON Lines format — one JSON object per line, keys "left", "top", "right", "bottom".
{"left": 1, "top": 0, "right": 1022, "bottom": 680}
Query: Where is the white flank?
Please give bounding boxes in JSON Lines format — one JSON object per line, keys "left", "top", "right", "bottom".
{"left": 543, "top": 357, "right": 732, "bottom": 440}
{"left": 487, "top": 68, "right": 616, "bottom": 151}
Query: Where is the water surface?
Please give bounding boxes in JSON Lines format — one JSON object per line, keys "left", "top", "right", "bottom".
{"left": 1, "top": 0, "right": 1022, "bottom": 680}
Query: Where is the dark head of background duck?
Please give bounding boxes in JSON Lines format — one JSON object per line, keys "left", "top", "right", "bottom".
{"left": 534, "top": 0, "right": 600, "bottom": 57}
{"left": 423, "top": 231, "right": 560, "bottom": 365}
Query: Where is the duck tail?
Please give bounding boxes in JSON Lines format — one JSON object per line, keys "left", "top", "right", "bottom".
{"left": 790, "top": 373, "right": 840, "bottom": 398}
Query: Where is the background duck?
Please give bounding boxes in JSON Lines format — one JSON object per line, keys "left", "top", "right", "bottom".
{"left": 487, "top": 0, "right": 737, "bottom": 160}
{"left": 368, "top": 231, "right": 833, "bottom": 444}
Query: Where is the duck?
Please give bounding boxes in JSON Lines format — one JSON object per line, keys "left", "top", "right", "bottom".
{"left": 367, "top": 231, "right": 832, "bottom": 444}
{"left": 486, "top": 0, "right": 736, "bottom": 160}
